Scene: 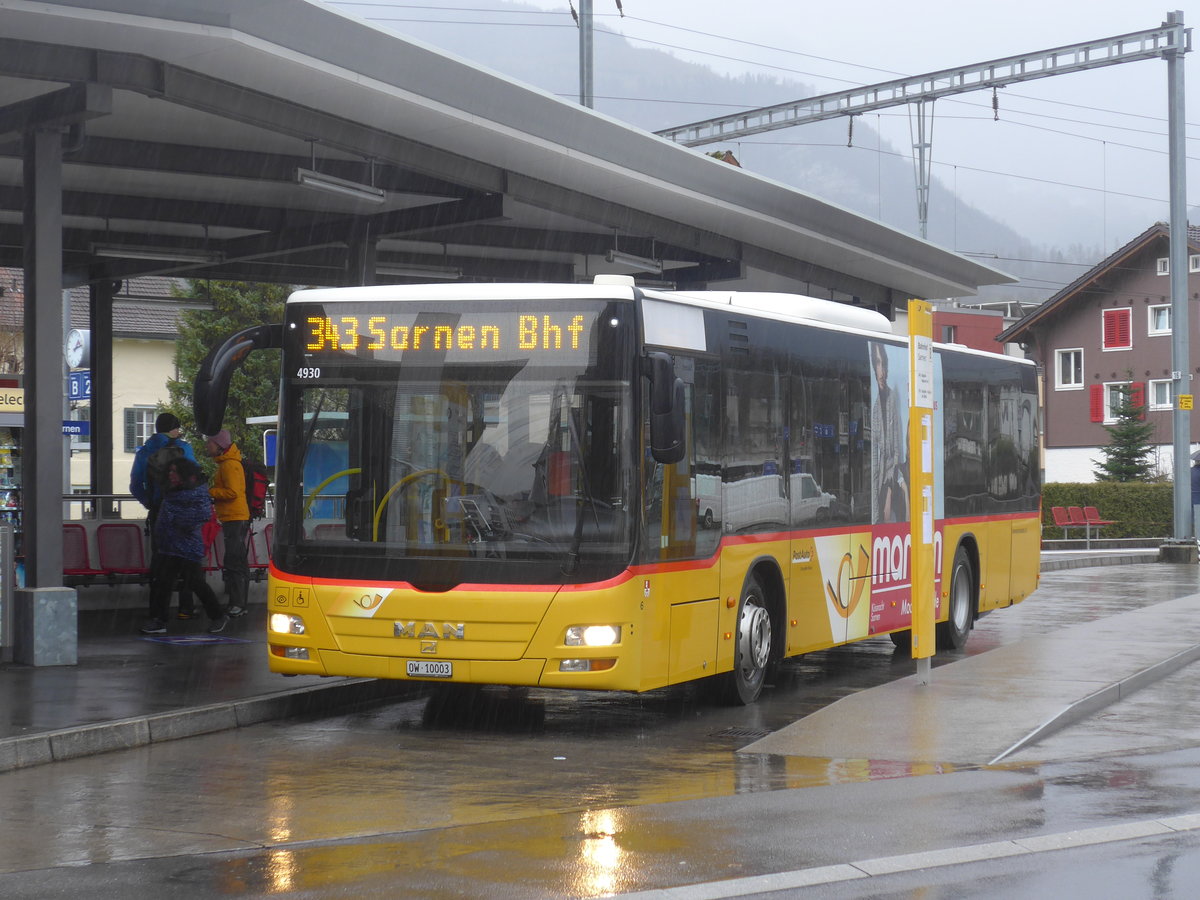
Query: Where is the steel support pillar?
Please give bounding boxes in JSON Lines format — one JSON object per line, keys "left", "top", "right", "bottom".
{"left": 579, "top": 0, "right": 593, "bottom": 108}
{"left": 910, "top": 99, "right": 934, "bottom": 241}
{"left": 1167, "top": 10, "right": 1191, "bottom": 540}
{"left": 16, "top": 126, "right": 76, "bottom": 665}
{"left": 22, "top": 127, "right": 65, "bottom": 587}
{"left": 89, "top": 272, "right": 118, "bottom": 514}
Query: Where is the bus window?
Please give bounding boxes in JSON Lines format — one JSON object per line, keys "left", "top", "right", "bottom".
{"left": 277, "top": 296, "right": 638, "bottom": 585}
{"left": 791, "top": 330, "right": 870, "bottom": 526}
{"left": 723, "top": 362, "right": 785, "bottom": 534}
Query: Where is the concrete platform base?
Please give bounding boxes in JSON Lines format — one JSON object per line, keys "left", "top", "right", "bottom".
{"left": 1159, "top": 541, "right": 1199, "bottom": 564}
{"left": 13, "top": 587, "right": 77, "bottom": 666}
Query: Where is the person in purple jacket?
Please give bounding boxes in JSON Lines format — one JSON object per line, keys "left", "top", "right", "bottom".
{"left": 139, "top": 457, "right": 229, "bottom": 636}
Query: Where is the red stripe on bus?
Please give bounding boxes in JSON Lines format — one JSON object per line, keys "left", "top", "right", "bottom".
{"left": 268, "top": 510, "right": 1038, "bottom": 590}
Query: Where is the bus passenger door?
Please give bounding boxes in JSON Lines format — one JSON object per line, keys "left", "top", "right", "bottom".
{"left": 644, "top": 359, "right": 721, "bottom": 684}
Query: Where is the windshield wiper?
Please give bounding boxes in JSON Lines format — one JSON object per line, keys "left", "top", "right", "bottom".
{"left": 561, "top": 405, "right": 603, "bottom": 576}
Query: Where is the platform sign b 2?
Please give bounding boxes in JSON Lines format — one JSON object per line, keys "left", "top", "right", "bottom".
{"left": 68, "top": 371, "right": 91, "bottom": 401}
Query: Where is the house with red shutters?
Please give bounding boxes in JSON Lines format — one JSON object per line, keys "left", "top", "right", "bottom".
{"left": 998, "top": 223, "right": 1200, "bottom": 482}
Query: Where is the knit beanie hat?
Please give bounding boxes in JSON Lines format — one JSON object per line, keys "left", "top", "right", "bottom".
{"left": 155, "top": 412, "right": 181, "bottom": 434}
{"left": 208, "top": 429, "right": 232, "bottom": 451}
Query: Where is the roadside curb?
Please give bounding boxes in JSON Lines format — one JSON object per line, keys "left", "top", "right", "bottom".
{"left": 0, "top": 677, "right": 415, "bottom": 774}
{"left": 1040, "top": 553, "right": 1161, "bottom": 572}
{"left": 989, "top": 641, "right": 1200, "bottom": 764}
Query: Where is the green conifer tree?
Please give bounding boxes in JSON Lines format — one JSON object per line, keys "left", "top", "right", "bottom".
{"left": 1093, "top": 382, "right": 1155, "bottom": 482}
{"left": 160, "top": 280, "right": 288, "bottom": 462}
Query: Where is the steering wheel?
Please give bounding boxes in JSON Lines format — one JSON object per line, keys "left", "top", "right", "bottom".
{"left": 302, "top": 467, "right": 361, "bottom": 518}
{"left": 372, "top": 468, "right": 464, "bottom": 541}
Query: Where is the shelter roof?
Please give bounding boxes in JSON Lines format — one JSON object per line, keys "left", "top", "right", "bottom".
{"left": 0, "top": 0, "right": 1012, "bottom": 310}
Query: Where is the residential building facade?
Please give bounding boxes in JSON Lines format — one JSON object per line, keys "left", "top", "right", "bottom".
{"left": 0, "top": 269, "right": 202, "bottom": 508}
{"left": 998, "top": 223, "right": 1200, "bottom": 482}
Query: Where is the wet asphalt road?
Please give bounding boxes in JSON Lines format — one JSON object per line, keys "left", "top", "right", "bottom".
{"left": 2, "top": 565, "right": 1200, "bottom": 897}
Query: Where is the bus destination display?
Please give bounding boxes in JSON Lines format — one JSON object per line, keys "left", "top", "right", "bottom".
{"left": 293, "top": 307, "right": 604, "bottom": 364}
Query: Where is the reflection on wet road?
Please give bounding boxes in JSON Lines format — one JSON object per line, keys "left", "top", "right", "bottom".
{"left": 3, "top": 565, "right": 1199, "bottom": 898}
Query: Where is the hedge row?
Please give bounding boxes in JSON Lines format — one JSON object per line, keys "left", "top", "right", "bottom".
{"left": 1040, "top": 482, "right": 1174, "bottom": 539}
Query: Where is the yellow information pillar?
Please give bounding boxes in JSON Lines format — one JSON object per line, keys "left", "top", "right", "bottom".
{"left": 908, "top": 300, "right": 936, "bottom": 685}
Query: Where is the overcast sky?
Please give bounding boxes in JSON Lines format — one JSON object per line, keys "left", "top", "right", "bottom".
{"left": 327, "top": 1, "right": 1197, "bottom": 253}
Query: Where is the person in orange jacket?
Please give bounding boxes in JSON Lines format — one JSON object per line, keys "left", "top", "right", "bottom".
{"left": 204, "top": 429, "right": 249, "bottom": 617}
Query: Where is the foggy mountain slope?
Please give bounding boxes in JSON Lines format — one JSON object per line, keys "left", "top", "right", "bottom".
{"left": 347, "top": 0, "right": 1103, "bottom": 301}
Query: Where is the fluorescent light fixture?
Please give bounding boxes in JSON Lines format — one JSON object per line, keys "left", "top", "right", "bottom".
{"left": 91, "top": 243, "right": 223, "bottom": 264}
{"left": 605, "top": 249, "right": 663, "bottom": 275}
{"left": 295, "top": 167, "right": 386, "bottom": 204}
{"left": 376, "top": 263, "right": 462, "bottom": 280}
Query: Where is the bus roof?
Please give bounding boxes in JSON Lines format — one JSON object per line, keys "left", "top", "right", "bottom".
{"left": 287, "top": 283, "right": 638, "bottom": 304}
{"left": 645, "top": 289, "right": 894, "bottom": 335}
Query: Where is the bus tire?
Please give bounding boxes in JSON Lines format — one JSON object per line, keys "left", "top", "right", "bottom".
{"left": 936, "top": 545, "right": 974, "bottom": 651}
{"left": 720, "top": 574, "right": 772, "bottom": 705}
{"left": 889, "top": 629, "right": 911, "bottom": 650}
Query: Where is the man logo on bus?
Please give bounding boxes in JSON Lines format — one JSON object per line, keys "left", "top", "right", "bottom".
{"left": 394, "top": 622, "right": 466, "bottom": 640}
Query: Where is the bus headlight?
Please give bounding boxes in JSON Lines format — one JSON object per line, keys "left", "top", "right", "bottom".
{"left": 565, "top": 624, "right": 621, "bottom": 647}
{"left": 560, "top": 658, "right": 616, "bottom": 672}
{"left": 270, "top": 612, "right": 306, "bottom": 635}
{"left": 271, "top": 645, "right": 311, "bottom": 661}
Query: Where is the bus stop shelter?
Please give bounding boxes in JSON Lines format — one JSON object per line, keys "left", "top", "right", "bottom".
{"left": 0, "top": 0, "right": 1012, "bottom": 664}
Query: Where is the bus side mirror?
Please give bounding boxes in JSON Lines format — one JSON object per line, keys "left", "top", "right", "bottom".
{"left": 647, "top": 352, "right": 686, "bottom": 465}
{"left": 193, "top": 323, "right": 283, "bottom": 435}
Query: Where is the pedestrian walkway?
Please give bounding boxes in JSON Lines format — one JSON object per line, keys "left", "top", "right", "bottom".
{"left": 743, "top": 588, "right": 1200, "bottom": 766}
{"left": 0, "top": 600, "right": 412, "bottom": 773}
{"left": 0, "top": 550, "right": 1193, "bottom": 774}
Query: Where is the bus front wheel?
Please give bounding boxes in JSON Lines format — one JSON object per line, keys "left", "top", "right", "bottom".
{"left": 936, "top": 546, "right": 975, "bottom": 650}
{"left": 720, "top": 575, "right": 772, "bottom": 705}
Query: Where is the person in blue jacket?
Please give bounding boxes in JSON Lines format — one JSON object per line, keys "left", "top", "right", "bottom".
{"left": 130, "top": 413, "right": 196, "bottom": 512}
{"left": 139, "top": 456, "right": 228, "bottom": 635}
{"left": 130, "top": 412, "right": 199, "bottom": 618}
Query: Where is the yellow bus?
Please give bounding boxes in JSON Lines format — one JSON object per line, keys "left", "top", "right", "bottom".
{"left": 195, "top": 280, "right": 1040, "bottom": 704}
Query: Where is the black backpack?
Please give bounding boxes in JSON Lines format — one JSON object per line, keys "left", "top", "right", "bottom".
{"left": 242, "top": 458, "right": 270, "bottom": 519}
{"left": 146, "top": 440, "right": 186, "bottom": 493}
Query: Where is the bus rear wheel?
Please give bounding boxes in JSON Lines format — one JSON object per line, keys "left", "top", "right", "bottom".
{"left": 719, "top": 575, "right": 772, "bottom": 705}
{"left": 936, "top": 546, "right": 974, "bottom": 650}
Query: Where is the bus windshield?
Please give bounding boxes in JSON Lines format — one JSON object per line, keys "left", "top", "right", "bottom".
{"left": 276, "top": 299, "right": 637, "bottom": 587}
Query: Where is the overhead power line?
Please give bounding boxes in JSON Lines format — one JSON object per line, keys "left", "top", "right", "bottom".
{"left": 327, "top": 4, "right": 1199, "bottom": 227}
{"left": 654, "top": 21, "right": 1190, "bottom": 239}
{"left": 328, "top": 3, "right": 1200, "bottom": 131}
